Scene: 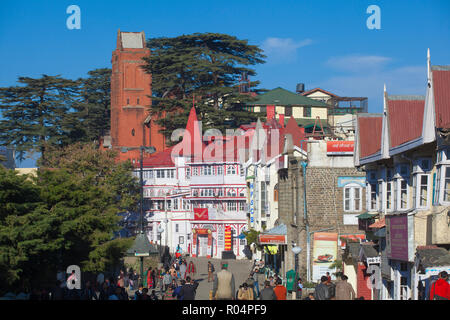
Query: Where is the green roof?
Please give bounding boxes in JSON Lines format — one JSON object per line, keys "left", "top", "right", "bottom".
{"left": 126, "top": 233, "right": 159, "bottom": 256}
{"left": 247, "top": 87, "right": 329, "bottom": 107}
{"left": 356, "top": 212, "right": 378, "bottom": 220}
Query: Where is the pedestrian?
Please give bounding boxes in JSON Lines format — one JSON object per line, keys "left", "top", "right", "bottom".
{"left": 134, "top": 285, "right": 144, "bottom": 300}
{"left": 179, "top": 276, "right": 199, "bottom": 300}
{"left": 187, "top": 260, "right": 196, "bottom": 279}
{"left": 237, "top": 282, "right": 254, "bottom": 300}
{"left": 326, "top": 272, "right": 331, "bottom": 284}
{"left": 141, "top": 288, "right": 150, "bottom": 300}
{"left": 212, "top": 262, "right": 236, "bottom": 300}
{"left": 99, "top": 282, "right": 109, "bottom": 300}
{"left": 81, "top": 281, "right": 97, "bottom": 300}
{"left": 335, "top": 274, "right": 356, "bottom": 300}
{"left": 173, "top": 279, "right": 185, "bottom": 300}
{"left": 144, "top": 267, "right": 153, "bottom": 289}
{"left": 245, "top": 273, "right": 256, "bottom": 298}
{"left": 151, "top": 268, "right": 156, "bottom": 289}
{"left": 149, "top": 289, "right": 159, "bottom": 301}
{"left": 108, "top": 287, "right": 122, "bottom": 300}
{"left": 314, "top": 276, "right": 331, "bottom": 300}
{"left": 296, "top": 278, "right": 303, "bottom": 299}
{"left": 51, "top": 280, "right": 65, "bottom": 300}
{"left": 303, "top": 293, "right": 315, "bottom": 300}
{"left": 180, "top": 260, "right": 187, "bottom": 280}
{"left": 252, "top": 268, "right": 263, "bottom": 298}
{"left": 268, "top": 276, "right": 275, "bottom": 287}
{"left": 208, "top": 261, "right": 215, "bottom": 282}
{"left": 259, "top": 280, "right": 277, "bottom": 300}
{"left": 273, "top": 279, "right": 287, "bottom": 300}
{"left": 429, "top": 271, "right": 450, "bottom": 300}
{"left": 162, "top": 283, "right": 177, "bottom": 300}
{"left": 163, "top": 271, "right": 172, "bottom": 292}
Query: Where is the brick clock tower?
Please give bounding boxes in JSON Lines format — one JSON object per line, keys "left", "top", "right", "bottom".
{"left": 104, "top": 29, "right": 165, "bottom": 164}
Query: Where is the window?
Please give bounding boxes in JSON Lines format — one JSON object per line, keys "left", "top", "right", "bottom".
{"left": 437, "top": 166, "right": 450, "bottom": 204}
{"left": 240, "top": 166, "right": 244, "bottom": 176}
{"left": 285, "top": 106, "right": 292, "bottom": 116}
{"left": 386, "top": 181, "right": 394, "bottom": 211}
{"left": 397, "top": 179, "right": 409, "bottom": 210}
{"left": 414, "top": 174, "right": 430, "bottom": 209}
{"left": 226, "top": 165, "right": 236, "bottom": 175}
{"left": 343, "top": 184, "right": 363, "bottom": 212}
{"left": 303, "top": 106, "right": 311, "bottom": 117}
{"left": 179, "top": 236, "right": 184, "bottom": 244}
{"left": 228, "top": 201, "right": 237, "bottom": 211}
{"left": 174, "top": 199, "right": 179, "bottom": 210}
{"left": 186, "top": 167, "right": 190, "bottom": 179}
{"left": 137, "top": 98, "right": 140, "bottom": 105}
{"left": 239, "top": 202, "right": 245, "bottom": 212}
{"left": 193, "top": 167, "right": 198, "bottom": 176}
{"left": 261, "top": 182, "right": 267, "bottom": 213}
{"left": 127, "top": 98, "right": 130, "bottom": 105}
{"left": 175, "top": 224, "right": 179, "bottom": 233}
{"left": 131, "top": 129, "right": 135, "bottom": 136}
{"left": 218, "top": 166, "right": 223, "bottom": 175}
{"left": 274, "top": 184, "right": 279, "bottom": 202}
{"left": 367, "top": 182, "right": 377, "bottom": 211}
{"left": 206, "top": 165, "right": 212, "bottom": 176}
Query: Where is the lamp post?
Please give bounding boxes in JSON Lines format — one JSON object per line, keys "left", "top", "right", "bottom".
{"left": 121, "top": 146, "right": 156, "bottom": 283}
{"left": 291, "top": 245, "right": 302, "bottom": 300}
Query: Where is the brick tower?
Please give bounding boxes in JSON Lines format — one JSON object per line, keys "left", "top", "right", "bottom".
{"left": 107, "top": 29, "right": 166, "bottom": 164}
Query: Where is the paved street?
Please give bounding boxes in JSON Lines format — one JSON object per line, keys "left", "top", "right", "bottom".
{"left": 184, "top": 257, "right": 254, "bottom": 300}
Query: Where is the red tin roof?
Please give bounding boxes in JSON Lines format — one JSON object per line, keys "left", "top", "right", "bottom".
{"left": 358, "top": 116, "right": 382, "bottom": 159}
{"left": 387, "top": 97, "right": 424, "bottom": 148}
{"left": 433, "top": 67, "right": 450, "bottom": 128}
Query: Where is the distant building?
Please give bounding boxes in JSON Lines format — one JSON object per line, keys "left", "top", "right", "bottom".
{"left": 0, "top": 147, "right": 15, "bottom": 169}
{"left": 102, "top": 29, "right": 166, "bottom": 164}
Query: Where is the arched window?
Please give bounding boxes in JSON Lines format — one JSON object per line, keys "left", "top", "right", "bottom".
{"left": 274, "top": 183, "right": 279, "bottom": 202}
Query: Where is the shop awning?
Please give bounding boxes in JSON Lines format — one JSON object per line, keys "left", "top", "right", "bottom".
{"left": 416, "top": 246, "right": 450, "bottom": 269}
{"left": 356, "top": 212, "right": 377, "bottom": 219}
{"left": 259, "top": 223, "right": 287, "bottom": 245}
{"left": 374, "top": 228, "right": 386, "bottom": 238}
{"left": 369, "top": 218, "right": 385, "bottom": 228}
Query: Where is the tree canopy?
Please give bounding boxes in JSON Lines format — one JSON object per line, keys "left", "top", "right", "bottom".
{"left": 143, "top": 32, "right": 267, "bottom": 139}
{"left": 0, "top": 69, "right": 111, "bottom": 164}
{"left": 0, "top": 143, "right": 138, "bottom": 291}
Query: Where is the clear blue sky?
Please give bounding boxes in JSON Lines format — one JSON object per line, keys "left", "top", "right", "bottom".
{"left": 1, "top": 0, "right": 449, "bottom": 167}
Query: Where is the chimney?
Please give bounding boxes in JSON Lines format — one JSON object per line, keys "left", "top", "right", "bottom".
{"left": 296, "top": 83, "right": 305, "bottom": 94}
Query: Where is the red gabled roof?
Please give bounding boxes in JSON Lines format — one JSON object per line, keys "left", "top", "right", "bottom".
{"left": 432, "top": 67, "right": 450, "bottom": 128}
{"left": 181, "top": 107, "right": 206, "bottom": 159}
{"left": 142, "top": 146, "right": 175, "bottom": 167}
{"left": 301, "top": 87, "right": 339, "bottom": 98}
{"left": 358, "top": 116, "right": 382, "bottom": 159}
{"left": 388, "top": 96, "right": 424, "bottom": 148}
{"left": 284, "top": 116, "right": 306, "bottom": 150}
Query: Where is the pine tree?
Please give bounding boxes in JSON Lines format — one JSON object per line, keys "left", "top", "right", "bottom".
{"left": 0, "top": 75, "right": 79, "bottom": 163}
{"left": 143, "top": 33, "right": 266, "bottom": 139}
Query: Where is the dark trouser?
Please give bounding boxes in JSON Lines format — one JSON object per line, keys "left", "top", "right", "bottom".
{"left": 254, "top": 281, "right": 260, "bottom": 297}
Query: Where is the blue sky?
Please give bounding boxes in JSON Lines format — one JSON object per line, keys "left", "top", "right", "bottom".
{"left": 1, "top": 0, "right": 449, "bottom": 167}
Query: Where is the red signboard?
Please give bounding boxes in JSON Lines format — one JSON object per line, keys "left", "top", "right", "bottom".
{"left": 326, "top": 141, "right": 354, "bottom": 155}
{"left": 259, "top": 234, "right": 287, "bottom": 245}
{"left": 194, "top": 208, "right": 208, "bottom": 220}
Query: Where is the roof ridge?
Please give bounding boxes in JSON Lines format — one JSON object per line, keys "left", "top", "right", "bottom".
{"left": 388, "top": 95, "right": 425, "bottom": 101}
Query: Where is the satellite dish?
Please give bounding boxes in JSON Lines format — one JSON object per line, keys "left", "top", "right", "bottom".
{"left": 157, "top": 225, "right": 164, "bottom": 233}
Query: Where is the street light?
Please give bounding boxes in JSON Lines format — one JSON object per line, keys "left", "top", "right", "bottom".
{"left": 121, "top": 145, "right": 156, "bottom": 283}
{"left": 291, "top": 245, "right": 302, "bottom": 300}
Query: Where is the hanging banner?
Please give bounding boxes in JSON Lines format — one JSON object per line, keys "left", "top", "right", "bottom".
{"left": 249, "top": 182, "right": 255, "bottom": 227}
{"left": 312, "top": 232, "right": 338, "bottom": 281}
{"left": 194, "top": 208, "right": 208, "bottom": 220}
{"left": 224, "top": 226, "right": 232, "bottom": 251}
{"left": 326, "top": 141, "right": 354, "bottom": 155}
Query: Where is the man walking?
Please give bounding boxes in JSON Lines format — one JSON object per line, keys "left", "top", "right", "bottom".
{"left": 252, "top": 269, "right": 264, "bottom": 298}
{"left": 430, "top": 271, "right": 450, "bottom": 300}
{"left": 212, "top": 262, "right": 235, "bottom": 300}
{"left": 259, "top": 280, "right": 277, "bottom": 300}
{"left": 335, "top": 274, "right": 356, "bottom": 300}
{"left": 180, "top": 276, "right": 199, "bottom": 300}
{"left": 314, "top": 276, "right": 331, "bottom": 300}
{"left": 208, "top": 261, "right": 215, "bottom": 282}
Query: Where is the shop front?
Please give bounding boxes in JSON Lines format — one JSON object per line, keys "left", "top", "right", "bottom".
{"left": 258, "top": 224, "right": 288, "bottom": 277}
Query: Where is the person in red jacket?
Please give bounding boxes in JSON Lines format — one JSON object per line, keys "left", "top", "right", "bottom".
{"left": 429, "top": 271, "right": 450, "bottom": 300}
{"left": 273, "top": 279, "right": 287, "bottom": 300}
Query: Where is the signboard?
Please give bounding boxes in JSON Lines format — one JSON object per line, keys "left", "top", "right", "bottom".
{"left": 312, "top": 232, "right": 338, "bottom": 281}
{"left": 134, "top": 253, "right": 149, "bottom": 257}
{"left": 249, "top": 183, "right": 255, "bottom": 226}
{"left": 224, "top": 226, "right": 232, "bottom": 251}
{"left": 386, "top": 214, "right": 408, "bottom": 261}
{"left": 327, "top": 141, "right": 354, "bottom": 155}
{"left": 194, "top": 208, "right": 208, "bottom": 220}
{"left": 337, "top": 176, "right": 366, "bottom": 187}
{"left": 343, "top": 214, "right": 359, "bottom": 225}
{"left": 258, "top": 234, "right": 287, "bottom": 245}
{"left": 367, "top": 256, "right": 381, "bottom": 264}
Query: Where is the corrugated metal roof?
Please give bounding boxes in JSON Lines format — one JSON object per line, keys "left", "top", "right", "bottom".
{"left": 358, "top": 116, "right": 382, "bottom": 159}
{"left": 247, "top": 87, "right": 329, "bottom": 107}
{"left": 432, "top": 67, "right": 450, "bottom": 128}
{"left": 388, "top": 96, "right": 424, "bottom": 148}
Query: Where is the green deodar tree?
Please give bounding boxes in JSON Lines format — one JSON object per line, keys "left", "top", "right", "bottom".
{"left": 143, "top": 32, "right": 266, "bottom": 140}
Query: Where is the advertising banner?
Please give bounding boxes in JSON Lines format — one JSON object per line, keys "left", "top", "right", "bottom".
{"left": 312, "top": 232, "right": 338, "bottom": 281}
{"left": 326, "top": 141, "right": 354, "bottom": 155}
{"left": 386, "top": 214, "right": 409, "bottom": 261}
{"left": 258, "top": 234, "right": 287, "bottom": 245}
